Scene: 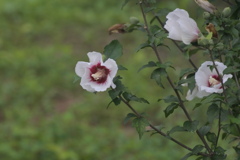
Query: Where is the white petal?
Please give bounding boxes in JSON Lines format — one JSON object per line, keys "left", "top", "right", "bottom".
{"left": 75, "top": 62, "right": 89, "bottom": 77}
{"left": 165, "top": 20, "right": 182, "bottom": 41}
{"left": 80, "top": 75, "right": 96, "bottom": 92}
{"left": 87, "top": 51, "right": 103, "bottom": 64}
{"left": 166, "top": 8, "right": 189, "bottom": 19}
{"left": 178, "top": 17, "right": 200, "bottom": 44}
{"left": 103, "top": 58, "right": 118, "bottom": 78}
{"left": 186, "top": 87, "right": 198, "bottom": 101}
{"left": 89, "top": 75, "right": 113, "bottom": 92}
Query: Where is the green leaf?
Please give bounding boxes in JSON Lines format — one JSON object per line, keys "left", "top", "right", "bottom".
{"left": 138, "top": 61, "right": 157, "bottom": 72}
{"left": 118, "top": 65, "right": 128, "bottom": 70}
{"left": 183, "top": 120, "right": 199, "bottom": 132}
{"left": 132, "top": 117, "right": 149, "bottom": 139}
{"left": 164, "top": 103, "right": 179, "bottom": 117}
{"left": 103, "top": 40, "right": 123, "bottom": 60}
{"left": 206, "top": 132, "right": 217, "bottom": 144}
{"left": 121, "top": 0, "right": 131, "bottom": 9}
{"left": 198, "top": 126, "right": 211, "bottom": 136}
{"left": 155, "top": 8, "right": 171, "bottom": 17}
{"left": 192, "top": 145, "right": 204, "bottom": 155}
{"left": 122, "top": 92, "right": 149, "bottom": 104}
{"left": 181, "top": 153, "right": 192, "bottom": 160}
{"left": 135, "top": 42, "right": 151, "bottom": 53}
{"left": 151, "top": 68, "right": 166, "bottom": 88}
{"left": 207, "top": 104, "right": 219, "bottom": 123}
{"left": 179, "top": 68, "right": 195, "bottom": 79}
{"left": 163, "top": 95, "right": 179, "bottom": 103}
{"left": 73, "top": 75, "right": 80, "bottom": 83}
{"left": 223, "top": 66, "right": 240, "bottom": 74}
{"left": 168, "top": 126, "right": 186, "bottom": 135}
{"left": 124, "top": 113, "right": 137, "bottom": 124}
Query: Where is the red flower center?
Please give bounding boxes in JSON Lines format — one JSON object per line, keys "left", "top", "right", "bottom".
{"left": 90, "top": 63, "right": 110, "bottom": 84}
{"left": 208, "top": 75, "right": 221, "bottom": 87}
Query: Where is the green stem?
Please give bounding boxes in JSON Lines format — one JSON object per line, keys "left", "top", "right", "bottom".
{"left": 118, "top": 94, "right": 209, "bottom": 157}
{"left": 139, "top": 1, "right": 213, "bottom": 155}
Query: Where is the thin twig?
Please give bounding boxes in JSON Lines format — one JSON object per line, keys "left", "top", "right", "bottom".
{"left": 154, "top": 16, "right": 198, "bottom": 70}
{"left": 118, "top": 94, "right": 209, "bottom": 157}
{"left": 139, "top": 1, "right": 213, "bottom": 154}
{"left": 215, "top": 103, "right": 222, "bottom": 148}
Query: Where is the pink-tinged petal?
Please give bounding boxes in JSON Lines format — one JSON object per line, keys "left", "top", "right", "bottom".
{"left": 89, "top": 75, "right": 113, "bottom": 92}
{"left": 75, "top": 62, "right": 89, "bottom": 77}
{"left": 103, "top": 59, "right": 118, "bottom": 78}
{"left": 178, "top": 18, "right": 200, "bottom": 44}
{"left": 87, "top": 51, "right": 103, "bottom": 64}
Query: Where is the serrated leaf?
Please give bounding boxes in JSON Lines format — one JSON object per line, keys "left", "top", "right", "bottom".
{"left": 124, "top": 113, "right": 137, "bottom": 124}
{"left": 132, "top": 117, "right": 149, "bottom": 139}
{"left": 206, "top": 132, "right": 217, "bottom": 144}
{"left": 198, "top": 126, "right": 211, "bottom": 136}
{"left": 138, "top": 61, "right": 157, "bottom": 72}
{"left": 151, "top": 68, "right": 165, "bottom": 88}
{"left": 168, "top": 126, "right": 186, "bottom": 135}
{"left": 164, "top": 103, "right": 179, "bottom": 117}
{"left": 163, "top": 95, "right": 179, "bottom": 103}
{"left": 122, "top": 92, "right": 149, "bottom": 104}
{"left": 183, "top": 120, "right": 199, "bottom": 132}
{"left": 192, "top": 145, "right": 204, "bottom": 155}
{"left": 207, "top": 104, "right": 219, "bottom": 123}
{"left": 103, "top": 40, "right": 123, "bottom": 60}
{"left": 135, "top": 42, "right": 151, "bottom": 53}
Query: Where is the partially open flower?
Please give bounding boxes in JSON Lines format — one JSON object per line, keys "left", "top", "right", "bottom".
{"left": 75, "top": 51, "right": 118, "bottom": 92}
{"left": 164, "top": 8, "right": 201, "bottom": 45}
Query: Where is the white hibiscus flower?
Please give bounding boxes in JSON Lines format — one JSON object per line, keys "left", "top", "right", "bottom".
{"left": 75, "top": 51, "right": 118, "bottom": 92}
{"left": 186, "top": 61, "right": 232, "bottom": 100}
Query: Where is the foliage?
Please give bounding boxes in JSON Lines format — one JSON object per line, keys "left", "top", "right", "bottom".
{"left": 77, "top": 0, "right": 240, "bottom": 159}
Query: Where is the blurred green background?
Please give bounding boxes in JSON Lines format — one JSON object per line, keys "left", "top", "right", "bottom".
{"left": 0, "top": 0, "right": 233, "bottom": 160}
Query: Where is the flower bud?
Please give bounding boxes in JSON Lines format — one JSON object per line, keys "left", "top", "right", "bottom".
{"left": 194, "top": 0, "right": 217, "bottom": 14}
{"left": 129, "top": 17, "right": 139, "bottom": 24}
{"left": 198, "top": 37, "right": 213, "bottom": 46}
{"left": 203, "top": 12, "right": 211, "bottom": 19}
{"left": 222, "top": 7, "right": 231, "bottom": 17}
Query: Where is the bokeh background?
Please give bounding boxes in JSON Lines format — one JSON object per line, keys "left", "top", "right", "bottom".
{"left": 0, "top": 0, "right": 232, "bottom": 159}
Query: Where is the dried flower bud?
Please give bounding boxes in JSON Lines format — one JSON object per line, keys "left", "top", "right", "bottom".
{"left": 108, "top": 24, "right": 126, "bottom": 35}
{"left": 205, "top": 23, "right": 218, "bottom": 38}
{"left": 203, "top": 12, "right": 211, "bottom": 19}
{"left": 222, "top": 7, "right": 231, "bottom": 17}
{"left": 194, "top": 0, "right": 217, "bottom": 14}
{"left": 129, "top": 17, "right": 139, "bottom": 24}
